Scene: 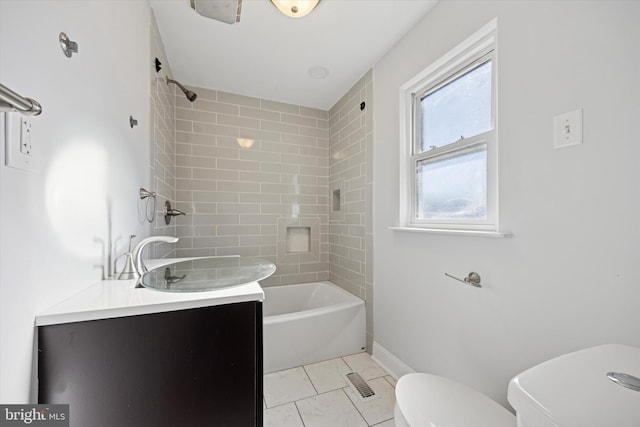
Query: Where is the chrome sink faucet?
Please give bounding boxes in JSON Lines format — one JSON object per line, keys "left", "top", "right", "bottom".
{"left": 132, "top": 235, "right": 179, "bottom": 276}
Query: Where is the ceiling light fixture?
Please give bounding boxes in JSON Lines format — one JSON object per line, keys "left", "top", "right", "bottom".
{"left": 270, "top": 0, "right": 321, "bottom": 18}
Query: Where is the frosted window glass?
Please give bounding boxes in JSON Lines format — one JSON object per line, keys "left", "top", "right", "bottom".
{"left": 420, "top": 60, "right": 492, "bottom": 151}
{"left": 416, "top": 146, "right": 487, "bottom": 220}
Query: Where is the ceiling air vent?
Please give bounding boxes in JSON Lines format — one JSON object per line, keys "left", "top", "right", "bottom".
{"left": 190, "top": 0, "right": 242, "bottom": 24}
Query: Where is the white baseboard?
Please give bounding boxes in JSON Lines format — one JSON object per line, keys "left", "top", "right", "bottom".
{"left": 371, "top": 341, "right": 415, "bottom": 380}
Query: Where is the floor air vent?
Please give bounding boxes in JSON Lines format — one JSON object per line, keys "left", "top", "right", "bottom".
{"left": 344, "top": 372, "right": 379, "bottom": 402}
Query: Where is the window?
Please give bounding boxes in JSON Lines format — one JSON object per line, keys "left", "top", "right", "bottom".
{"left": 399, "top": 19, "right": 498, "bottom": 232}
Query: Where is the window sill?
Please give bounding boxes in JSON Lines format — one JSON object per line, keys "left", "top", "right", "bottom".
{"left": 389, "top": 226, "right": 511, "bottom": 238}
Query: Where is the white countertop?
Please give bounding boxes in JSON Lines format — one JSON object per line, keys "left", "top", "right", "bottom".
{"left": 36, "top": 258, "right": 265, "bottom": 326}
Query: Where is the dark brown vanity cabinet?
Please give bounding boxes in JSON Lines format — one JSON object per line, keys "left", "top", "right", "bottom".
{"left": 38, "top": 301, "right": 263, "bottom": 427}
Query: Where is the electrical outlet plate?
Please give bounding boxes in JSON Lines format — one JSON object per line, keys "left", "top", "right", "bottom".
{"left": 553, "top": 108, "right": 583, "bottom": 149}
{"left": 4, "top": 112, "right": 38, "bottom": 172}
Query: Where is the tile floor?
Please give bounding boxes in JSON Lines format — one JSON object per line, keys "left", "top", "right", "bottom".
{"left": 263, "top": 352, "right": 397, "bottom": 427}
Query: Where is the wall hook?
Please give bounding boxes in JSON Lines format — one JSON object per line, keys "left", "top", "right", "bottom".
{"left": 155, "top": 57, "right": 162, "bottom": 73}
{"left": 360, "top": 101, "right": 366, "bottom": 111}
{"left": 59, "top": 32, "right": 78, "bottom": 58}
{"left": 445, "top": 272, "right": 482, "bottom": 288}
{"left": 130, "top": 115, "right": 138, "bottom": 128}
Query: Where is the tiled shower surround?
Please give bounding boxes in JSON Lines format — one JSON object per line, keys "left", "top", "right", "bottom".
{"left": 171, "top": 89, "right": 331, "bottom": 285}
{"left": 149, "top": 14, "right": 373, "bottom": 348}
{"left": 328, "top": 70, "right": 374, "bottom": 350}
{"left": 149, "top": 15, "right": 176, "bottom": 258}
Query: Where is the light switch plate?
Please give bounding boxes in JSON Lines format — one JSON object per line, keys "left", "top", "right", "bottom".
{"left": 4, "top": 112, "right": 38, "bottom": 172}
{"left": 553, "top": 108, "right": 583, "bottom": 149}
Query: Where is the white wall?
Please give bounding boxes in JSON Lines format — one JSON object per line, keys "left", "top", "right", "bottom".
{"left": 373, "top": 0, "right": 640, "bottom": 408}
{"left": 0, "top": 0, "right": 151, "bottom": 402}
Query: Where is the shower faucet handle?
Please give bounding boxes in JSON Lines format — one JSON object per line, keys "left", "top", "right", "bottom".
{"left": 164, "top": 201, "right": 186, "bottom": 225}
{"left": 166, "top": 208, "right": 185, "bottom": 216}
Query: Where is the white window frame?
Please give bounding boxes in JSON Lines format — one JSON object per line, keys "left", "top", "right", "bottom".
{"left": 399, "top": 18, "right": 499, "bottom": 233}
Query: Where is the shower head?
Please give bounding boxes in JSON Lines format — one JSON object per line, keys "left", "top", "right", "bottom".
{"left": 166, "top": 77, "right": 198, "bottom": 102}
{"left": 184, "top": 89, "right": 198, "bottom": 102}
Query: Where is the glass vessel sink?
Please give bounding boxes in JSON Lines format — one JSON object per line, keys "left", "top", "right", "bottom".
{"left": 139, "top": 256, "right": 276, "bottom": 292}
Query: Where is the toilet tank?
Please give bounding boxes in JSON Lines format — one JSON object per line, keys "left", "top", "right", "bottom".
{"left": 508, "top": 344, "right": 640, "bottom": 427}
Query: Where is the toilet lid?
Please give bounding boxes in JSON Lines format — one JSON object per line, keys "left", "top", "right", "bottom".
{"left": 508, "top": 344, "right": 640, "bottom": 427}
{"left": 396, "top": 373, "right": 515, "bottom": 427}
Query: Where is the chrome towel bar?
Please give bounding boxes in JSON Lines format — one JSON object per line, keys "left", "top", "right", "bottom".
{"left": 0, "top": 83, "right": 42, "bottom": 116}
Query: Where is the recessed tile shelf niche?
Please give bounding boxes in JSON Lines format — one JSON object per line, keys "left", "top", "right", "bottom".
{"left": 286, "top": 227, "right": 311, "bottom": 253}
{"left": 332, "top": 189, "right": 341, "bottom": 212}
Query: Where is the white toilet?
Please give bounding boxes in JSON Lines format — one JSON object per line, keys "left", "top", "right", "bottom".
{"left": 394, "top": 344, "right": 640, "bottom": 427}
{"left": 394, "top": 372, "right": 515, "bottom": 426}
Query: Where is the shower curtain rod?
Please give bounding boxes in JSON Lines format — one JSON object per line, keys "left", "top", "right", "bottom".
{"left": 0, "top": 82, "right": 42, "bottom": 116}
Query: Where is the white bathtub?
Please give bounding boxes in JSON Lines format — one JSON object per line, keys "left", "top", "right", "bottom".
{"left": 263, "top": 281, "right": 366, "bottom": 374}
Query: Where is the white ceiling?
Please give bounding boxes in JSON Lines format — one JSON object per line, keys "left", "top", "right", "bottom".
{"left": 150, "top": 0, "right": 438, "bottom": 110}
